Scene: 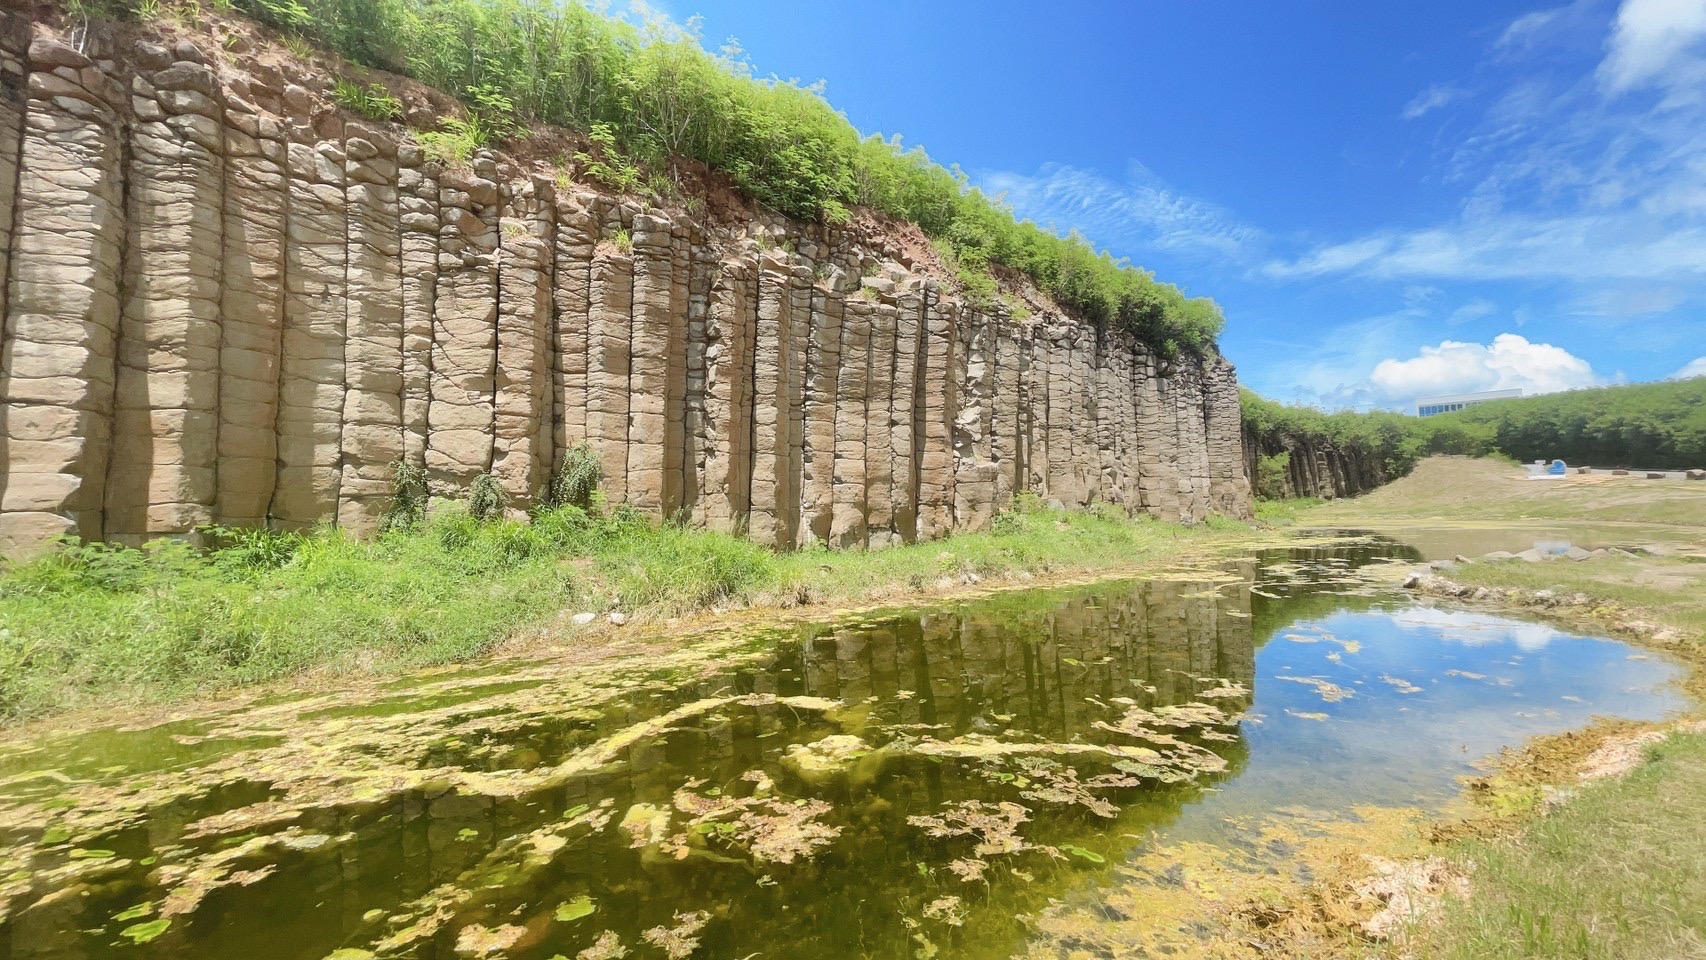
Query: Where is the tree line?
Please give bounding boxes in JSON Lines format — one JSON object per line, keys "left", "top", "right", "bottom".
{"left": 1242, "top": 376, "right": 1706, "bottom": 496}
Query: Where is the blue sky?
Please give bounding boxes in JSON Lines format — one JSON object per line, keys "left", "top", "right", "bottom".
{"left": 641, "top": 0, "right": 1706, "bottom": 408}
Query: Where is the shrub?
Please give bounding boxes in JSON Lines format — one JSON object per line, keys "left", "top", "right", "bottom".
{"left": 466, "top": 473, "right": 510, "bottom": 521}
{"left": 542, "top": 443, "right": 602, "bottom": 512}
{"left": 381, "top": 460, "right": 430, "bottom": 532}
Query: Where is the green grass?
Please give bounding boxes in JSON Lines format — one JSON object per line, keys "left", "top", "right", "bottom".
{"left": 769, "top": 496, "right": 1236, "bottom": 604}
{"left": 1304, "top": 456, "right": 1706, "bottom": 531}
{"left": 0, "top": 504, "right": 774, "bottom": 722}
{"left": 1417, "top": 732, "right": 1706, "bottom": 960}
{"left": 1252, "top": 497, "right": 1324, "bottom": 526}
{"left": 0, "top": 495, "right": 1249, "bottom": 723}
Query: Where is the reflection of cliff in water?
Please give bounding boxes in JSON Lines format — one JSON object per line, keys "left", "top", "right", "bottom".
{"left": 4, "top": 574, "right": 1258, "bottom": 960}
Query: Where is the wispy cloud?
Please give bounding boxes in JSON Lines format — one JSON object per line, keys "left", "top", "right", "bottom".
{"left": 1262, "top": 214, "right": 1706, "bottom": 282}
{"left": 1265, "top": 0, "right": 1706, "bottom": 295}
{"left": 1447, "top": 298, "right": 1499, "bottom": 324}
{"left": 1402, "top": 84, "right": 1468, "bottom": 120}
{"left": 980, "top": 162, "right": 1266, "bottom": 263}
{"left": 1496, "top": 7, "right": 1568, "bottom": 53}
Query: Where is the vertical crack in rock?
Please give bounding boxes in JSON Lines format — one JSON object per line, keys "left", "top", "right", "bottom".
{"left": 550, "top": 188, "right": 593, "bottom": 476}
{"left": 801, "top": 281, "right": 841, "bottom": 545}
{"left": 683, "top": 223, "right": 712, "bottom": 525}
{"left": 0, "top": 12, "right": 30, "bottom": 417}
{"left": 217, "top": 47, "right": 288, "bottom": 528}
{"left": 274, "top": 85, "right": 349, "bottom": 529}
{"left": 585, "top": 213, "right": 631, "bottom": 503}
{"left": 832, "top": 295, "right": 869, "bottom": 548}
{"left": 398, "top": 143, "right": 437, "bottom": 470}
{"left": 491, "top": 170, "right": 554, "bottom": 508}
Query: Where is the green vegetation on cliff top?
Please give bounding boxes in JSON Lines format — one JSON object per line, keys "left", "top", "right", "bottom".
{"left": 69, "top": 0, "right": 1224, "bottom": 354}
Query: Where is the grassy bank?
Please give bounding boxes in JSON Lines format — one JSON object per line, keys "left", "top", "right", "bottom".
{"left": 1292, "top": 456, "right": 1706, "bottom": 958}
{"left": 1418, "top": 730, "right": 1706, "bottom": 960}
{"left": 0, "top": 496, "right": 1251, "bottom": 724}
{"left": 1307, "top": 455, "right": 1706, "bottom": 529}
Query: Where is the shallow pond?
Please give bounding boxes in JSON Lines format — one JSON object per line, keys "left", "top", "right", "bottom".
{"left": 0, "top": 538, "right": 1685, "bottom": 959}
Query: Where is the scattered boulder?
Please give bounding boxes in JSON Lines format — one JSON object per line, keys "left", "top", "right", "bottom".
{"left": 1564, "top": 546, "right": 1592, "bottom": 561}
{"left": 1482, "top": 550, "right": 1516, "bottom": 561}
{"left": 782, "top": 734, "right": 877, "bottom": 785}
{"left": 570, "top": 611, "right": 596, "bottom": 626}
{"left": 1515, "top": 548, "right": 1547, "bottom": 563}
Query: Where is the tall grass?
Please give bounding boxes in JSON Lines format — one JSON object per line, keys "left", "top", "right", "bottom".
{"left": 74, "top": 0, "right": 1224, "bottom": 356}
{"left": 0, "top": 492, "right": 1249, "bottom": 722}
{"left": 0, "top": 504, "right": 774, "bottom": 721}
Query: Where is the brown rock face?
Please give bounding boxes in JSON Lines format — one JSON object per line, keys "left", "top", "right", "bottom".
{"left": 0, "top": 13, "right": 1252, "bottom": 556}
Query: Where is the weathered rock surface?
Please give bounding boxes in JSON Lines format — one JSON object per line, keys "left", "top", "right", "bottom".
{"left": 0, "top": 13, "right": 1251, "bottom": 555}
{"left": 1241, "top": 425, "right": 1386, "bottom": 501}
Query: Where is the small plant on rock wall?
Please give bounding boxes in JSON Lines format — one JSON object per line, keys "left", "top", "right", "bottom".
{"left": 541, "top": 443, "right": 602, "bottom": 512}
{"left": 281, "top": 33, "right": 315, "bottom": 62}
{"left": 380, "top": 459, "right": 430, "bottom": 532}
{"left": 466, "top": 473, "right": 510, "bottom": 521}
{"left": 333, "top": 78, "right": 402, "bottom": 121}
{"left": 575, "top": 122, "right": 643, "bottom": 194}
{"left": 610, "top": 228, "right": 633, "bottom": 254}
{"left": 418, "top": 116, "right": 487, "bottom": 168}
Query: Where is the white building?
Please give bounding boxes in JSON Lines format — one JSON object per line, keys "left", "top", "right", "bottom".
{"left": 1414, "top": 388, "right": 1522, "bottom": 417}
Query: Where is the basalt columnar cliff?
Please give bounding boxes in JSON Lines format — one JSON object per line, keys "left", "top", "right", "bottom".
{"left": 0, "top": 10, "right": 1251, "bottom": 555}
{"left": 1240, "top": 429, "right": 1386, "bottom": 501}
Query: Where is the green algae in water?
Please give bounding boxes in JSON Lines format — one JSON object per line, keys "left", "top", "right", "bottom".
{"left": 0, "top": 538, "right": 1685, "bottom": 959}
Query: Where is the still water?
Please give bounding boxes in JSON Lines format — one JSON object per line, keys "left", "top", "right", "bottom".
{"left": 0, "top": 539, "right": 1684, "bottom": 959}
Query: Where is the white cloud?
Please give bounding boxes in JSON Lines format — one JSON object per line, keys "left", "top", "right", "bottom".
{"left": 981, "top": 161, "right": 1265, "bottom": 263}
{"left": 1600, "top": 0, "right": 1706, "bottom": 92}
{"left": 1261, "top": 214, "right": 1706, "bottom": 283}
{"left": 1496, "top": 7, "right": 1568, "bottom": 54}
{"left": 1369, "top": 333, "right": 1602, "bottom": 402}
{"left": 1394, "top": 607, "right": 1561, "bottom": 651}
{"left": 1673, "top": 355, "right": 1706, "bottom": 378}
{"left": 1403, "top": 84, "right": 1467, "bottom": 120}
